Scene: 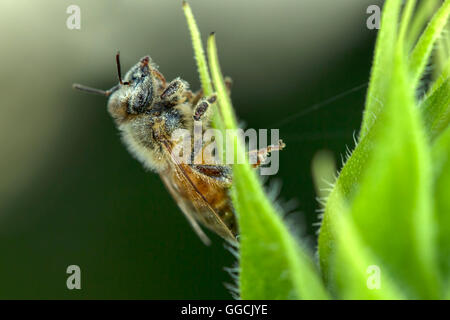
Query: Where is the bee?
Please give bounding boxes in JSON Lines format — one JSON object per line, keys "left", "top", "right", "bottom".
{"left": 73, "top": 53, "right": 284, "bottom": 245}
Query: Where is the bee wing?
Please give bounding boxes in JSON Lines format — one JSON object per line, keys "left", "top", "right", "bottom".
{"left": 160, "top": 139, "right": 236, "bottom": 245}
{"left": 159, "top": 171, "right": 211, "bottom": 245}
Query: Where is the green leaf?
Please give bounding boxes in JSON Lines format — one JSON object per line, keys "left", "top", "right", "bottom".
{"left": 399, "top": 0, "right": 417, "bottom": 45}
{"left": 361, "top": 0, "right": 450, "bottom": 138}
{"left": 320, "top": 0, "right": 445, "bottom": 299}
{"left": 330, "top": 197, "right": 405, "bottom": 299}
{"left": 434, "top": 28, "right": 450, "bottom": 80}
{"left": 431, "top": 125, "right": 450, "bottom": 289}
{"left": 407, "top": 0, "right": 441, "bottom": 50}
{"left": 312, "top": 152, "right": 404, "bottom": 299}
{"left": 207, "top": 33, "right": 329, "bottom": 300}
{"left": 359, "top": 0, "right": 402, "bottom": 139}
{"left": 320, "top": 26, "right": 441, "bottom": 300}
{"left": 182, "top": 1, "right": 212, "bottom": 96}
{"left": 311, "top": 150, "right": 337, "bottom": 202}
{"left": 420, "top": 77, "right": 450, "bottom": 141}
{"left": 409, "top": 0, "right": 450, "bottom": 88}
{"left": 430, "top": 57, "right": 450, "bottom": 95}
{"left": 318, "top": 128, "right": 376, "bottom": 283}
{"left": 347, "top": 49, "right": 440, "bottom": 298}
{"left": 182, "top": 0, "right": 225, "bottom": 134}
{"left": 319, "top": 0, "right": 403, "bottom": 279}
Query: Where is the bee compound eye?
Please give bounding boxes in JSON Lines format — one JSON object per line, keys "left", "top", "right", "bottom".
{"left": 131, "top": 87, "right": 152, "bottom": 113}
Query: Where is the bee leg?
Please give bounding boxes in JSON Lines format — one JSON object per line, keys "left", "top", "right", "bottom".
{"left": 191, "top": 164, "right": 232, "bottom": 186}
{"left": 189, "top": 76, "right": 231, "bottom": 106}
{"left": 224, "top": 76, "right": 233, "bottom": 95}
{"left": 248, "top": 140, "right": 286, "bottom": 168}
{"left": 160, "top": 77, "right": 188, "bottom": 103}
{"left": 190, "top": 89, "right": 204, "bottom": 106}
{"left": 193, "top": 94, "right": 217, "bottom": 122}
{"left": 152, "top": 69, "right": 167, "bottom": 89}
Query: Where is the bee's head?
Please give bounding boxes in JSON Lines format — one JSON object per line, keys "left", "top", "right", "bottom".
{"left": 73, "top": 53, "right": 159, "bottom": 123}
{"left": 119, "top": 56, "right": 156, "bottom": 114}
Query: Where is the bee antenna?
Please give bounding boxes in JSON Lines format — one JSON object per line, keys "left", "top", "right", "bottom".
{"left": 116, "top": 51, "right": 130, "bottom": 85}
{"left": 72, "top": 83, "right": 119, "bottom": 97}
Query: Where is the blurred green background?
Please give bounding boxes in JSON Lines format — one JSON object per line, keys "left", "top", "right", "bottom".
{"left": 0, "top": 0, "right": 382, "bottom": 299}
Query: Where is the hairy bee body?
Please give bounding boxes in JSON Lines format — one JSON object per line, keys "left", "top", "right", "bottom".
{"left": 74, "top": 53, "right": 285, "bottom": 244}
{"left": 87, "top": 55, "right": 238, "bottom": 244}
{"left": 112, "top": 100, "right": 193, "bottom": 172}
{"left": 107, "top": 57, "right": 187, "bottom": 171}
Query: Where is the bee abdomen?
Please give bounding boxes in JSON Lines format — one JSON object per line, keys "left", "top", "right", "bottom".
{"left": 205, "top": 188, "right": 238, "bottom": 237}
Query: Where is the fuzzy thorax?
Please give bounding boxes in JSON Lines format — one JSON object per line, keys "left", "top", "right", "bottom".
{"left": 108, "top": 89, "right": 193, "bottom": 172}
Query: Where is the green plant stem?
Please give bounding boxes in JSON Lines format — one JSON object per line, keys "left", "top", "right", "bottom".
{"left": 182, "top": 1, "right": 225, "bottom": 135}
{"left": 409, "top": 0, "right": 450, "bottom": 88}
{"left": 208, "top": 33, "right": 329, "bottom": 300}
